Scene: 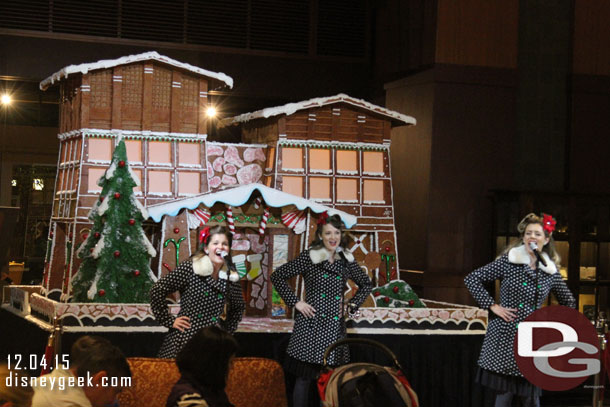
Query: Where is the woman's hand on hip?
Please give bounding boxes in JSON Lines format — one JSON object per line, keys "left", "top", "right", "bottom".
{"left": 173, "top": 316, "right": 191, "bottom": 332}
{"left": 295, "top": 301, "right": 316, "bottom": 318}
{"left": 490, "top": 304, "right": 517, "bottom": 322}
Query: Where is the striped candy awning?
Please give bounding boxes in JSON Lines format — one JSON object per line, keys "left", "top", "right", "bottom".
{"left": 187, "top": 208, "right": 211, "bottom": 229}
{"left": 281, "top": 209, "right": 307, "bottom": 234}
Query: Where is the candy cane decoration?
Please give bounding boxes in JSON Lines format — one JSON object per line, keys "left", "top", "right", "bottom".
{"left": 226, "top": 205, "right": 235, "bottom": 235}
{"left": 259, "top": 207, "right": 270, "bottom": 237}
{"left": 253, "top": 196, "right": 263, "bottom": 209}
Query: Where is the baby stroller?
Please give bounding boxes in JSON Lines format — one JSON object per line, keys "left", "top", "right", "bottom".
{"left": 317, "top": 338, "right": 419, "bottom": 407}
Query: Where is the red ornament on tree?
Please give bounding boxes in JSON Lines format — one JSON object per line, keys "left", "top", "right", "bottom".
{"left": 373, "top": 291, "right": 381, "bottom": 297}
{"left": 133, "top": 270, "right": 140, "bottom": 277}
{"left": 94, "top": 232, "right": 100, "bottom": 238}
{"left": 408, "top": 299, "right": 415, "bottom": 306}
{"left": 83, "top": 234, "right": 89, "bottom": 240}
{"left": 392, "top": 286, "right": 399, "bottom": 294}
{"left": 98, "top": 289, "right": 105, "bottom": 296}
{"left": 173, "top": 227, "right": 180, "bottom": 234}
{"left": 114, "top": 192, "right": 121, "bottom": 199}
{"left": 118, "top": 160, "right": 125, "bottom": 168}
{"left": 383, "top": 297, "right": 390, "bottom": 304}
{"left": 128, "top": 219, "right": 135, "bottom": 226}
{"left": 114, "top": 250, "right": 120, "bottom": 258}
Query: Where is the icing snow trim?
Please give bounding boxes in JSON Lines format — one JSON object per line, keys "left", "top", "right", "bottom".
{"left": 146, "top": 183, "right": 357, "bottom": 228}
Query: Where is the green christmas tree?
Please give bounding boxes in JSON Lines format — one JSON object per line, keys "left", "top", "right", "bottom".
{"left": 71, "top": 137, "right": 157, "bottom": 303}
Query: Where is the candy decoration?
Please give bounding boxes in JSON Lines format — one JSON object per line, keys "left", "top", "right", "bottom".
{"left": 381, "top": 253, "right": 396, "bottom": 284}
{"left": 226, "top": 205, "right": 235, "bottom": 235}
{"left": 281, "top": 209, "right": 307, "bottom": 234}
{"left": 114, "top": 192, "right": 121, "bottom": 199}
{"left": 118, "top": 160, "right": 125, "bottom": 167}
{"left": 393, "top": 286, "right": 399, "bottom": 294}
{"left": 100, "top": 196, "right": 104, "bottom": 202}
{"left": 94, "top": 232, "right": 100, "bottom": 238}
{"left": 163, "top": 263, "right": 172, "bottom": 271}
{"left": 128, "top": 219, "right": 135, "bottom": 225}
{"left": 83, "top": 234, "right": 88, "bottom": 240}
{"left": 408, "top": 299, "right": 415, "bottom": 306}
{"left": 373, "top": 291, "right": 381, "bottom": 297}
{"left": 173, "top": 227, "right": 180, "bottom": 234}
{"left": 383, "top": 297, "right": 390, "bottom": 304}
{"left": 114, "top": 250, "right": 120, "bottom": 258}
{"left": 98, "top": 289, "right": 105, "bottom": 296}
{"left": 259, "top": 207, "right": 270, "bottom": 237}
{"left": 253, "top": 196, "right": 262, "bottom": 209}
{"left": 133, "top": 270, "right": 140, "bottom": 277}
{"left": 164, "top": 237, "right": 186, "bottom": 268}
{"left": 187, "top": 208, "right": 211, "bottom": 229}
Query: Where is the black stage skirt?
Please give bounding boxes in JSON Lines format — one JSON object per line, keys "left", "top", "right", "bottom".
{"left": 476, "top": 367, "right": 542, "bottom": 399}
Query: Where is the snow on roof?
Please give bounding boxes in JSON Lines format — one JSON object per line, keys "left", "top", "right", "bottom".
{"left": 40, "top": 51, "right": 233, "bottom": 90}
{"left": 223, "top": 93, "right": 416, "bottom": 127}
{"left": 147, "top": 183, "right": 357, "bottom": 228}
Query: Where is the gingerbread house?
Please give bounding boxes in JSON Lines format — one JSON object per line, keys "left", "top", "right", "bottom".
{"left": 39, "top": 51, "right": 232, "bottom": 299}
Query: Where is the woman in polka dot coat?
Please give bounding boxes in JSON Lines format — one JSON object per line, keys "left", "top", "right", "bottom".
{"left": 271, "top": 213, "right": 372, "bottom": 407}
{"left": 464, "top": 213, "right": 575, "bottom": 407}
{"left": 150, "top": 226, "right": 244, "bottom": 359}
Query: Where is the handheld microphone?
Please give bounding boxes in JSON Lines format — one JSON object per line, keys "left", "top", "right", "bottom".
{"left": 216, "top": 249, "right": 236, "bottom": 269}
{"left": 528, "top": 242, "right": 547, "bottom": 267}
{"left": 336, "top": 246, "right": 347, "bottom": 262}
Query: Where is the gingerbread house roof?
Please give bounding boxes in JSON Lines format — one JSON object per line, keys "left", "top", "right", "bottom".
{"left": 40, "top": 51, "right": 233, "bottom": 90}
{"left": 146, "top": 183, "right": 357, "bottom": 228}
{"left": 222, "top": 93, "right": 416, "bottom": 127}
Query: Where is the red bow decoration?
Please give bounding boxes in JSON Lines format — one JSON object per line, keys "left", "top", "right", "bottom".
{"left": 317, "top": 211, "right": 329, "bottom": 226}
{"left": 542, "top": 213, "right": 556, "bottom": 234}
{"left": 199, "top": 226, "right": 210, "bottom": 244}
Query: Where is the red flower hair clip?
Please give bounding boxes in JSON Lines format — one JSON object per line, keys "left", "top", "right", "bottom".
{"left": 199, "top": 226, "right": 211, "bottom": 244}
{"left": 317, "top": 211, "right": 329, "bottom": 226}
{"left": 542, "top": 213, "right": 556, "bottom": 234}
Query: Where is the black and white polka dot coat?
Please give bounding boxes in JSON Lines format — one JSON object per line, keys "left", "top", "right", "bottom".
{"left": 150, "top": 256, "right": 245, "bottom": 359}
{"left": 464, "top": 245, "right": 576, "bottom": 377}
{"left": 270, "top": 248, "right": 372, "bottom": 366}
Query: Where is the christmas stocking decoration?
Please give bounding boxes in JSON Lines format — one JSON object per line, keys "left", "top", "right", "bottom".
{"left": 246, "top": 254, "right": 263, "bottom": 281}
{"left": 232, "top": 254, "right": 247, "bottom": 279}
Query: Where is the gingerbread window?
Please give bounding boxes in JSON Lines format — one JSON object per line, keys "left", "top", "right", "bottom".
{"left": 309, "top": 149, "right": 331, "bottom": 174}
{"left": 281, "top": 147, "right": 303, "bottom": 171}
{"left": 88, "top": 138, "right": 113, "bottom": 162}
{"left": 309, "top": 177, "right": 331, "bottom": 202}
{"left": 282, "top": 176, "right": 303, "bottom": 197}
{"left": 148, "top": 141, "right": 172, "bottom": 165}
{"left": 87, "top": 168, "right": 106, "bottom": 192}
{"left": 125, "top": 139, "right": 142, "bottom": 164}
{"left": 148, "top": 170, "right": 172, "bottom": 195}
{"left": 362, "top": 151, "right": 385, "bottom": 175}
{"left": 178, "top": 172, "right": 200, "bottom": 195}
{"left": 336, "top": 179, "right": 358, "bottom": 203}
{"left": 178, "top": 142, "right": 200, "bottom": 166}
{"left": 336, "top": 150, "right": 358, "bottom": 175}
{"left": 363, "top": 179, "right": 385, "bottom": 204}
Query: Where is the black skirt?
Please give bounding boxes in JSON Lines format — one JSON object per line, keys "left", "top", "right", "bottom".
{"left": 476, "top": 367, "right": 542, "bottom": 399}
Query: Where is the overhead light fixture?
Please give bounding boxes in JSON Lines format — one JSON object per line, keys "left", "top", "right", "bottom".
{"left": 1, "top": 94, "right": 11, "bottom": 105}
{"left": 33, "top": 178, "right": 44, "bottom": 191}
{"left": 206, "top": 106, "right": 217, "bottom": 117}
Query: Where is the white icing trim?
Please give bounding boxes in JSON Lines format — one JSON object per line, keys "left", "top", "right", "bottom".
{"left": 40, "top": 51, "right": 233, "bottom": 90}
{"left": 223, "top": 93, "right": 416, "bottom": 126}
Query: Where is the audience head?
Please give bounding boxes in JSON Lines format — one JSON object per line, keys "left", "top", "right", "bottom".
{"left": 176, "top": 326, "right": 238, "bottom": 390}
{"left": 70, "top": 335, "right": 131, "bottom": 407}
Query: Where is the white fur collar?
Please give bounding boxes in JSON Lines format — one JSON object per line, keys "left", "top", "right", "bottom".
{"left": 192, "top": 255, "right": 239, "bottom": 282}
{"left": 508, "top": 245, "right": 556, "bottom": 274}
{"left": 309, "top": 247, "right": 354, "bottom": 264}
